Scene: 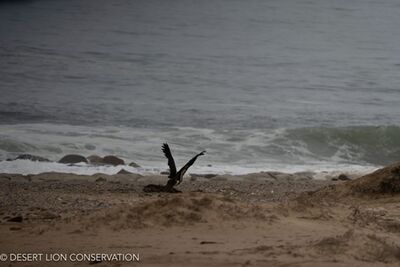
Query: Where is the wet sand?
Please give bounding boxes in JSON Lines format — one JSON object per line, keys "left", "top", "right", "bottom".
{"left": 1, "top": 166, "right": 399, "bottom": 266}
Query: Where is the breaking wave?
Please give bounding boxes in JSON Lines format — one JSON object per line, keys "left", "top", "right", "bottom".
{"left": 0, "top": 123, "right": 398, "bottom": 175}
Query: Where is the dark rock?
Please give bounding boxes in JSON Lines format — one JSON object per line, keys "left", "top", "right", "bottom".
{"left": 8, "top": 216, "right": 23, "bottom": 223}
{"left": 129, "top": 161, "right": 141, "bottom": 168}
{"left": 117, "top": 169, "right": 132, "bottom": 174}
{"left": 13, "top": 154, "right": 50, "bottom": 162}
{"left": 338, "top": 174, "right": 351, "bottom": 181}
{"left": 9, "top": 227, "right": 21, "bottom": 231}
{"left": 59, "top": 154, "right": 88, "bottom": 164}
{"left": 160, "top": 171, "right": 170, "bottom": 175}
{"left": 87, "top": 155, "right": 103, "bottom": 165}
{"left": 102, "top": 155, "right": 124, "bottom": 166}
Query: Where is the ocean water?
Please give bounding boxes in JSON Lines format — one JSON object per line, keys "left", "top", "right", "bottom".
{"left": 0, "top": 0, "right": 400, "bottom": 175}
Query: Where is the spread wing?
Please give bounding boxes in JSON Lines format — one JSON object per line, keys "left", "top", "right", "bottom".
{"left": 162, "top": 143, "right": 176, "bottom": 178}
{"left": 175, "top": 151, "right": 206, "bottom": 184}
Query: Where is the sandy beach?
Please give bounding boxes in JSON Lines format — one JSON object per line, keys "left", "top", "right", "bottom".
{"left": 1, "top": 163, "right": 399, "bottom": 267}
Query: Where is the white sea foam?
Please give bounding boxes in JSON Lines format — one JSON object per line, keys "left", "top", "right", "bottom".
{"left": 0, "top": 159, "right": 378, "bottom": 180}
{"left": 0, "top": 123, "right": 391, "bottom": 178}
{"left": 0, "top": 160, "right": 141, "bottom": 176}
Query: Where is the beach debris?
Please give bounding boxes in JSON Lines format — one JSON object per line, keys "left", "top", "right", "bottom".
{"left": 102, "top": 155, "right": 125, "bottom": 166}
{"left": 59, "top": 154, "right": 88, "bottom": 164}
{"left": 143, "top": 143, "right": 206, "bottom": 193}
{"left": 7, "top": 154, "right": 51, "bottom": 162}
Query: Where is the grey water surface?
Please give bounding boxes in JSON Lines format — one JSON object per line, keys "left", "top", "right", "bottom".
{"left": 1, "top": 0, "right": 400, "bottom": 171}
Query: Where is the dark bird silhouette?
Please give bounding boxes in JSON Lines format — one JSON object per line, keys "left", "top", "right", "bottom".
{"left": 143, "top": 143, "right": 206, "bottom": 193}
{"left": 162, "top": 143, "right": 206, "bottom": 191}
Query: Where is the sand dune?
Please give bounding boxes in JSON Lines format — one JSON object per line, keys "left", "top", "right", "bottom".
{"left": 1, "top": 163, "right": 400, "bottom": 266}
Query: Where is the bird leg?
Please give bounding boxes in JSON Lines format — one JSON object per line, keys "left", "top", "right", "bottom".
{"left": 164, "top": 178, "right": 179, "bottom": 192}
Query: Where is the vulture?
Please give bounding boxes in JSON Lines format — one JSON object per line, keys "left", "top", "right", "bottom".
{"left": 162, "top": 143, "right": 206, "bottom": 190}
